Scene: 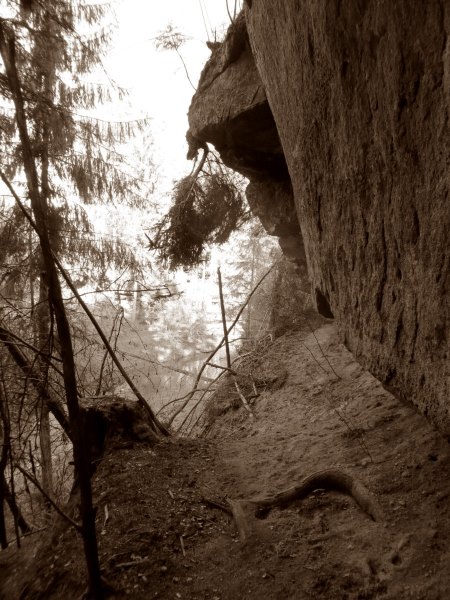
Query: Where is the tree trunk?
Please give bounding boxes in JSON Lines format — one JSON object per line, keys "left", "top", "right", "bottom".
{"left": 38, "top": 400, "right": 53, "bottom": 506}
{"left": 1, "top": 473, "right": 31, "bottom": 535}
{"left": 0, "top": 23, "right": 103, "bottom": 598}
{"left": 37, "top": 272, "right": 53, "bottom": 506}
{"left": 0, "top": 380, "right": 10, "bottom": 548}
{"left": 0, "top": 479, "right": 6, "bottom": 548}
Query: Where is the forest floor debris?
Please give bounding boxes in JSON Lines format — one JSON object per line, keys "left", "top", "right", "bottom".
{"left": 1, "top": 320, "right": 450, "bottom": 599}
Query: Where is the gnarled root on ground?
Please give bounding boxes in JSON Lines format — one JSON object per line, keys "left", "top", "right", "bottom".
{"left": 249, "top": 468, "right": 382, "bottom": 522}
{"left": 204, "top": 468, "right": 382, "bottom": 545}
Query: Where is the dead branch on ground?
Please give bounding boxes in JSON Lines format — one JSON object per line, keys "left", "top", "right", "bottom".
{"left": 227, "top": 498, "right": 250, "bottom": 543}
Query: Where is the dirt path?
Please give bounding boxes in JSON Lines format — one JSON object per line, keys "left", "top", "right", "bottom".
{"left": 203, "top": 323, "right": 450, "bottom": 599}
{"left": 1, "top": 322, "right": 449, "bottom": 600}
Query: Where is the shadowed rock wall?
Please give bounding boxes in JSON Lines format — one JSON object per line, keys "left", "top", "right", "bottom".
{"left": 188, "top": 2, "right": 449, "bottom": 434}
{"left": 244, "top": 0, "right": 449, "bottom": 432}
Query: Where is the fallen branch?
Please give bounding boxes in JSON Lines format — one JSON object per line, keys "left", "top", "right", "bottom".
{"left": 201, "top": 497, "right": 250, "bottom": 544}
{"left": 249, "top": 468, "right": 382, "bottom": 522}
{"left": 179, "top": 535, "right": 186, "bottom": 557}
{"left": 116, "top": 558, "right": 151, "bottom": 569}
{"left": 201, "top": 498, "right": 251, "bottom": 544}
{"left": 233, "top": 378, "right": 255, "bottom": 419}
{"left": 201, "top": 497, "right": 232, "bottom": 514}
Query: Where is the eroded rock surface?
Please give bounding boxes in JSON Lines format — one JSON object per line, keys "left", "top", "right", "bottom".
{"left": 188, "top": 3, "right": 449, "bottom": 434}
{"left": 245, "top": 0, "right": 449, "bottom": 432}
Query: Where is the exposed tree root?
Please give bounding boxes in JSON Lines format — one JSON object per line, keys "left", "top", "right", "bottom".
{"left": 203, "top": 468, "right": 382, "bottom": 546}
{"left": 227, "top": 498, "right": 251, "bottom": 544}
{"left": 249, "top": 469, "right": 382, "bottom": 522}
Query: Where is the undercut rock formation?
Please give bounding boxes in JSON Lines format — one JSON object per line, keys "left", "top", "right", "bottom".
{"left": 187, "top": 3, "right": 449, "bottom": 433}
{"left": 187, "top": 12, "right": 307, "bottom": 276}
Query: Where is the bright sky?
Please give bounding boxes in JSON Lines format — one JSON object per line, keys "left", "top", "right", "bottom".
{"left": 107, "top": 0, "right": 233, "bottom": 188}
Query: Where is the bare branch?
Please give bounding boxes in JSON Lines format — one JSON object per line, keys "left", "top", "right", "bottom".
{"left": 15, "top": 464, "right": 82, "bottom": 531}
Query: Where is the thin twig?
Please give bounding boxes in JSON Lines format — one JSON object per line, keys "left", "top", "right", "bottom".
{"left": 206, "top": 362, "right": 236, "bottom": 375}
{"left": 179, "top": 535, "right": 186, "bottom": 557}
{"left": 167, "top": 263, "right": 277, "bottom": 426}
{"left": 175, "top": 48, "right": 196, "bottom": 91}
{"left": 300, "top": 340, "right": 329, "bottom": 375}
{"left": 305, "top": 319, "right": 341, "bottom": 380}
{"left": 217, "top": 267, "right": 232, "bottom": 370}
{"left": 156, "top": 386, "right": 214, "bottom": 416}
{"left": 217, "top": 268, "right": 254, "bottom": 419}
{"left": 225, "top": 0, "right": 233, "bottom": 23}
{"left": 233, "top": 379, "right": 254, "bottom": 418}
{"left": 176, "top": 370, "right": 227, "bottom": 434}
{"left": 333, "top": 407, "right": 374, "bottom": 464}
{"left": 96, "top": 307, "right": 123, "bottom": 396}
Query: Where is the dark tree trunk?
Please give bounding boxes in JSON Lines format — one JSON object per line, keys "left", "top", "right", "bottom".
{"left": 0, "top": 490, "right": 7, "bottom": 549}
{"left": 0, "top": 23, "right": 103, "bottom": 598}
{"left": 1, "top": 474, "right": 30, "bottom": 535}
{"left": 0, "top": 376, "right": 10, "bottom": 548}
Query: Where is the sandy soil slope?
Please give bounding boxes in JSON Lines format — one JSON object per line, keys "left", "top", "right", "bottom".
{"left": 1, "top": 321, "right": 449, "bottom": 599}
{"left": 201, "top": 322, "right": 450, "bottom": 599}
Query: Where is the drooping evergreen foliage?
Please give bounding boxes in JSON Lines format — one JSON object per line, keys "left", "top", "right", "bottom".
{"left": 154, "top": 152, "right": 250, "bottom": 269}
{"left": 0, "top": 0, "right": 153, "bottom": 293}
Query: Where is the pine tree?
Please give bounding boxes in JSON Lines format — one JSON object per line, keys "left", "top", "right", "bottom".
{"left": 0, "top": 2, "right": 160, "bottom": 596}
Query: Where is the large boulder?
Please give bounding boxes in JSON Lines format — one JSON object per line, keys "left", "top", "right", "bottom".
{"left": 188, "top": 2, "right": 449, "bottom": 434}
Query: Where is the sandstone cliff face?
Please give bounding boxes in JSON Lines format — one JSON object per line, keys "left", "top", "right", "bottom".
{"left": 188, "top": 3, "right": 449, "bottom": 434}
